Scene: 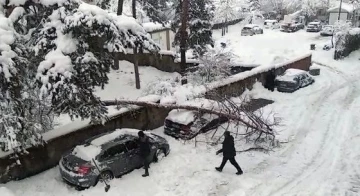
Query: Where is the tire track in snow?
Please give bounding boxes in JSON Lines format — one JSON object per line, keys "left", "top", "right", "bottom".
{"left": 247, "top": 66, "right": 360, "bottom": 196}
{"left": 269, "top": 67, "right": 360, "bottom": 195}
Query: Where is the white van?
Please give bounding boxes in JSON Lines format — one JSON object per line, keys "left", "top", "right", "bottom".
{"left": 264, "top": 20, "right": 280, "bottom": 29}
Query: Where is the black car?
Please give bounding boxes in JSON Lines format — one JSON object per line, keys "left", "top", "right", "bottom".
{"left": 275, "top": 69, "right": 315, "bottom": 93}
{"left": 164, "top": 109, "right": 228, "bottom": 140}
{"left": 59, "top": 129, "right": 170, "bottom": 189}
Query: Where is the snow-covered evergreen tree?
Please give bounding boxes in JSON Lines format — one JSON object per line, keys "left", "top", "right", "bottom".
{"left": 0, "top": 0, "right": 159, "bottom": 152}
{"left": 248, "top": 0, "right": 261, "bottom": 12}
{"left": 172, "top": 0, "right": 215, "bottom": 57}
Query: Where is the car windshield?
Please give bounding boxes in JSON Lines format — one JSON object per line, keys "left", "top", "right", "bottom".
{"left": 243, "top": 27, "right": 252, "bottom": 30}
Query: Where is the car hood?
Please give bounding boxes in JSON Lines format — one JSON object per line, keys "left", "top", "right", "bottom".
{"left": 150, "top": 133, "right": 168, "bottom": 144}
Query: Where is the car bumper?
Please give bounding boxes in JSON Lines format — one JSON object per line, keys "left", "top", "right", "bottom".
{"left": 320, "top": 32, "right": 332, "bottom": 36}
{"left": 276, "top": 86, "right": 298, "bottom": 93}
{"left": 59, "top": 159, "right": 97, "bottom": 188}
{"left": 307, "top": 29, "right": 320, "bottom": 32}
{"left": 164, "top": 126, "right": 195, "bottom": 140}
{"left": 241, "top": 32, "right": 252, "bottom": 36}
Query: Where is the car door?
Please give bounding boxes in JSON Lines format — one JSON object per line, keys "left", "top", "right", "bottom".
{"left": 124, "top": 139, "right": 143, "bottom": 169}
{"left": 98, "top": 144, "right": 127, "bottom": 176}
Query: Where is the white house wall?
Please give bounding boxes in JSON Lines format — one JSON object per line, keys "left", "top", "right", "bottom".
{"left": 150, "top": 31, "right": 176, "bottom": 52}
{"left": 329, "top": 12, "right": 348, "bottom": 25}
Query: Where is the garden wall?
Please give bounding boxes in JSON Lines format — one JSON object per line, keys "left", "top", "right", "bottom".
{"left": 212, "top": 18, "right": 244, "bottom": 30}
{"left": 117, "top": 52, "right": 197, "bottom": 73}
{"left": 0, "top": 54, "right": 312, "bottom": 183}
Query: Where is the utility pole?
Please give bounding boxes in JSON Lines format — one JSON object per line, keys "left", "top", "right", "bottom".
{"left": 338, "top": 0, "right": 343, "bottom": 20}
{"left": 180, "top": 0, "right": 189, "bottom": 75}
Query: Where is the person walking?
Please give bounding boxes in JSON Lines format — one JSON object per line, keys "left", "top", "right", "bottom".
{"left": 215, "top": 131, "right": 243, "bottom": 175}
{"left": 138, "top": 131, "right": 151, "bottom": 177}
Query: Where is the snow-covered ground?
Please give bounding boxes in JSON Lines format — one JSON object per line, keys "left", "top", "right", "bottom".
{"left": 54, "top": 60, "right": 180, "bottom": 126}
{"left": 2, "top": 25, "right": 360, "bottom": 196}
{"left": 213, "top": 24, "right": 330, "bottom": 66}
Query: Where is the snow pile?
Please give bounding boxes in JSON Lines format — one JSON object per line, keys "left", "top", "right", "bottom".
{"left": 349, "top": 28, "right": 360, "bottom": 36}
{"left": 0, "top": 187, "right": 15, "bottom": 196}
{"left": 142, "top": 22, "right": 169, "bottom": 32}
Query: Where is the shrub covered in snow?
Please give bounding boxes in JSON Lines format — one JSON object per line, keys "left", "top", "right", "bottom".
{"left": 186, "top": 41, "right": 238, "bottom": 85}
{"left": 334, "top": 24, "right": 360, "bottom": 59}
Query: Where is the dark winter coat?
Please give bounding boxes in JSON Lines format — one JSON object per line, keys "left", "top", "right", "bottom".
{"left": 139, "top": 136, "right": 151, "bottom": 158}
{"left": 217, "top": 135, "right": 236, "bottom": 158}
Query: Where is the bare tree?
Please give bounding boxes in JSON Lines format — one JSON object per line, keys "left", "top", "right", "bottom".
{"left": 132, "top": 0, "right": 141, "bottom": 89}
{"left": 180, "top": 0, "right": 189, "bottom": 75}
{"left": 112, "top": 0, "right": 125, "bottom": 70}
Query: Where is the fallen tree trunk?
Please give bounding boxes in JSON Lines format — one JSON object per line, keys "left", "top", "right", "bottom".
{"left": 102, "top": 99, "right": 265, "bottom": 134}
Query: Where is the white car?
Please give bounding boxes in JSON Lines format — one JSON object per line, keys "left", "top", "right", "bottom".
{"left": 320, "top": 25, "right": 334, "bottom": 36}
{"left": 241, "top": 24, "right": 264, "bottom": 36}
{"left": 264, "top": 20, "right": 280, "bottom": 29}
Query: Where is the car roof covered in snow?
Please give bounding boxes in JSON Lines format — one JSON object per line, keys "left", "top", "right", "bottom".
{"left": 244, "top": 24, "right": 259, "bottom": 28}
{"left": 276, "top": 69, "right": 308, "bottom": 82}
{"left": 166, "top": 98, "right": 220, "bottom": 125}
{"left": 265, "top": 20, "right": 277, "bottom": 23}
{"left": 71, "top": 129, "right": 152, "bottom": 161}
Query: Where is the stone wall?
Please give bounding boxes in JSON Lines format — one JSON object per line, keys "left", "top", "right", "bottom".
{"left": 117, "top": 52, "right": 197, "bottom": 73}
{"left": 0, "top": 54, "right": 311, "bottom": 183}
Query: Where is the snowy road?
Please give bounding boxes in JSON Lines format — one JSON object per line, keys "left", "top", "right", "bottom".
{"left": 3, "top": 26, "right": 360, "bottom": 196}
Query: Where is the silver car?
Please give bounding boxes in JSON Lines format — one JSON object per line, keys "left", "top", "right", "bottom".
{"left": 59, "top": 129, "right": 170, "bottom": 189}
{"left": 241, "top": 24, "right": 264, "bottom": 36}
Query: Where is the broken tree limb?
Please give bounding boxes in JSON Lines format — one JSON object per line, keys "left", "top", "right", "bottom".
{"left": 102, "top": 99, "right": 262, "bottom": 131}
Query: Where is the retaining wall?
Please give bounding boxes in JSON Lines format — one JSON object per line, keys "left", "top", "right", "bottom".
{"left": 0, "top": 54, "right": 312, "bottom": 183}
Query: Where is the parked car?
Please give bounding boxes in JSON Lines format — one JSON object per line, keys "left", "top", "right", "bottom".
{"left": 241, "top": 24, "right": 264, "bottom": 36}
{"left": 320, "top": 25, "right": 334, "bottom": 36}
{"left": 306, "top": 21, "right": 322, "bottom": 32}
{"left": 280, "top": 22, "right": 300, "bottom": 32}
{"left": 59, "top": 129, "right": 170, "bottom": 189}
{"left": 275, "top": 69, "right": 314, "bottom": 93}
{"left": 264, "top": 20, "right": 280, "bottom": 29}
{"left": 164, "top": 108, "right": 228, "bottom": 140}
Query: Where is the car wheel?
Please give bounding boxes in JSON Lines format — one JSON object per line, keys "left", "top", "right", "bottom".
{"left": 75, "top": 186, "right": 86, "bottom": 191}
{"left": 153, "top": 148, "right": 166, "bottom": 163}
{"left": 95, "top": 171, "right": 114, "bottom": 186}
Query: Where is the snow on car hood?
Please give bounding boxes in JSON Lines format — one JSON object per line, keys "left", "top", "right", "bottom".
{"left": 166, "top": 109, "right": 196, "bottom": 125}
{"left": 276, "top": 69, "right": 307, "bottom": 82}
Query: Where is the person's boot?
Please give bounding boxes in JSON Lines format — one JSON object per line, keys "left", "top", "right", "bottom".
{"left": 236, "top": 170, "right": 243, "bottom": 175}
{"left": 215, "top": 167, "right": 222, "bottom": 172}
{"left": 142, "top": 169, "right": 149, "bottom": 177}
